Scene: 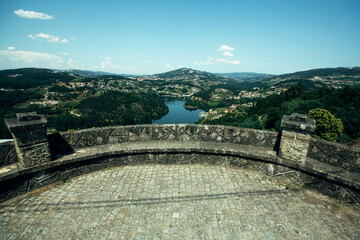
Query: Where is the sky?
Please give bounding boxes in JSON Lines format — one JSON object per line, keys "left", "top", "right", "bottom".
{"left": 0, "top": 0, "right": 359, "bottom": 75}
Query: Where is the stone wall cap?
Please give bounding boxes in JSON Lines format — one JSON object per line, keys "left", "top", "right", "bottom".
{"left": 5, "top": 113, "right": 47, "bottom": 131}
{"left": 288, "top": 113, "right": 308, "bottom": 122}
{"left": 281, "top": 113, "right": 316, "bottom": 133}
{"left": 16, "top": 112, "right": 41, "bottom": 122}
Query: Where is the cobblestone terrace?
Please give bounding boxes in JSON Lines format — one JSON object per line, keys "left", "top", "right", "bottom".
{"left": 1, "top": 164, "right": 359, "bottom": 240}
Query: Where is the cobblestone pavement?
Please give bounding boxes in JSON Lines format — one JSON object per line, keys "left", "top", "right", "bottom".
{"left": 1, "top": 164, "right": 359, "bottom": 240}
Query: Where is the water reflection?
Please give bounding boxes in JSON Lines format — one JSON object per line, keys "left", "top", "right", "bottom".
{"left": 154, "top": 99, "right": 202, "bottom": 124}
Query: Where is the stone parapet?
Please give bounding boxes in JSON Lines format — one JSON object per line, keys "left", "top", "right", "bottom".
{"left": 0, "top": 141, "right": 18, "bottom": 167}
{"left": 308, "top": 137, "right": 360, "bottom": 172}
{"left": 55, "top": 124, "right": 278, "bottom": 151}
{"left": 279, "top": 113, "right": 316, "bottom": 164}
{"left": 5, "top": 112, "right": 51, "bottom": 167}
{"left": 0, "top": 140, "right": 359, "bottom": 204}
{"left": 1, "top": 112, "right": 359, "bottom": 204}
{"left": 281, "top": 113, "right": 316, "bottom": 134}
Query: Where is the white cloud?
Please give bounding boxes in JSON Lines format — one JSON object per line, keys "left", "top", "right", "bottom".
{"left": 14, "top": 9, "right": 54, "bottom": 20}
{"left": 218, "top": 45, "right": 235, "bottom": 51}
{"left": 207, "top": 58, "right": 214, "bottom": 64}
{"left": 194, "top": 61, "right": 205, "bottom": 66}
{"left": 100, "top": 56, "right": 121, "bottom": 70}
{"left": 194, "top": 57, "right": 214, "bottom": 66}
{"left": 0, "top": 50, "right": 137, "bottom": 73}
{"left": 28, "top": 33, "right": 69, "bottom": 43}
{"left": 101, "top": 57, "right": 112, "bottom": 69}
{"left": 97, "top": 57, "right": 137, "bottom": 73}
{"left": 165, "top": 63, "right": 174, "bottom": 70}
{"left": 215, "top": 58, "right": 241, "bottom": 65}
{"left": 59, "top": 52, "right": 69, "bottom": 55}
{"left": 223, "top": 51, "right": 233, "bottom": 57}
{"left": 67, "top": 58, "right": 85, "bottom": 69}
{"left": 89, "top": 65, "right": 99, "bottom": 70}
{"left": 268, "top": 57, "right": 272, "bottom": 61}
{"left": 7, "top": 46, "right": 15, "bottom": 50}
{"left": 0, "top": 50, "right": 63, "bottom": 69}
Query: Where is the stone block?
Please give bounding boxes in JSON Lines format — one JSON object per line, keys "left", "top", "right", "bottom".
{"left": 0, "top": 142, "right": 18, "bottom": 167}
{"left": 5, "top": 112, "right": 51, "bottom": 168}
{"left": 17, "top": 142, "right": 51, "bottom": 167}
{"left": 279, "top": 130, "right": 310, "bottom": 164}
{"left": 281, "top": 113, "right": 316, "bottom": 134}
{"left": 17, "top": 112, "right": 41, "bottom": 122}
{"left": 308, "top": 138, "right": 360, "bottom": 172}
{"left": 5, "top": 112, "right": 47, "bottom": 133}
{"left": 31, "top": 127, "right": 48, "bottom": 143}
{"left": 5, "top": 113, "right": 48, "bottom": 147}
{"left": 279, "top": 114, "right": 316, "bottom": 165}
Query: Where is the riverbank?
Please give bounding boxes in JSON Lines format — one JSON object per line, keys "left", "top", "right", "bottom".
{"left": 154, "top": 100, "right": 202, "bottom": 124}
{"left": 183, "top": 105, "right": 198, "bottom": 110}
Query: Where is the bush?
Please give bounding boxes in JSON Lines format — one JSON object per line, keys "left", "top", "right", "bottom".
{"left": 264, "top": 107, "right": 281, "bottom": 129}
{"left": 308, "top": 108, "right": 343, "bottom": 142}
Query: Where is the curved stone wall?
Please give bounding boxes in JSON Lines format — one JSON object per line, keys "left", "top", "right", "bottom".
{"left": 308, "top": 138, "right": 360, "bottom": 173}
{"left": 0, "top": 141, "right": 18, "bottom": 167}
{"left": 0, "top": 122, "right": 359, "bottom": 205}
{"left": 55, "top": 124, "right": 278, "bottom": 151}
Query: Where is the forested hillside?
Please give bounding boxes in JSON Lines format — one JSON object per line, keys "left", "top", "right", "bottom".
{"left": 0, "top": 68, "right": 75, "bottom": 89}
{"left": 276, "top": 67, "right": 360, "bottom": 79}
{"left": 0, "top": 90, "right": 43, "bottom": 138}
{"left": 202, "top": 85, "right": 360, "bottom": 142}
{"left": 0, "top": 91, "right": 168, "bottom": 138}
{"left": 47, "top": 91, "right": 168, "bottom": 131}
{"left": 1, "top": 67, "right": 360, "bottom": 144}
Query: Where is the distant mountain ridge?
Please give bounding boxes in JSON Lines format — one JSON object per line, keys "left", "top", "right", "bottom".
{"left": 149, "top": 68, "right": 226, "bottom": 81}
{"left": 0, "top": 68, "right": 76, "bottom": 89}
{"left": 148, "top": 68, "right": 275, "bottom": 82}
{"left": 276, "top": 67, "right": 360, "bottom": 79}
{"left": 56, "top": 69, "right": 141, "bottom": 77}
{"left": 1, "top": 66, "right": 359, "bottom": 89}
{"left": 264, "top": 67, "right": 360, "bottom": 90}
{"left": 57, "top": 69, "right": 117, "bottom": 77}
{"left": 265, "top": 67, "right": 360, "bottom": 84}
{"left": 214, "top": 72, "right": 272, "bottom": 80}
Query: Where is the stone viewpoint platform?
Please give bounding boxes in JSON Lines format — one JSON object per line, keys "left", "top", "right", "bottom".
{"left": 1, "top": 165, "right": 359, "bottom": 239}
{"left": 0, "top": 112, "right": 359, "bottom": 239}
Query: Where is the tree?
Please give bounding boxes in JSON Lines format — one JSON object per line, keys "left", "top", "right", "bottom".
{"left": 239, "top": 114, "right": 263, "bottom": 130}
{"left": 264, "top": 107, "right": 280, "bottom": 129}
{"left": 308, "top": 108, "right": 343, "bottom": 142}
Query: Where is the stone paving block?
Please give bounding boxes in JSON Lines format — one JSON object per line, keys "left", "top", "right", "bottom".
{"left": 0, "top": 164, "right": 359, "bottom": 239}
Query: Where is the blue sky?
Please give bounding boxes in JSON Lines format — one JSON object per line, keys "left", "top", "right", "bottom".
{"left": 0, "top": 0, "right": 359, "bottom": 74}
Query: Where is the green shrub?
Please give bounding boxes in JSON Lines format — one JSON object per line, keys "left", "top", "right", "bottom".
{"left": 308, "top": 108, "right": 343, "bottom": 142}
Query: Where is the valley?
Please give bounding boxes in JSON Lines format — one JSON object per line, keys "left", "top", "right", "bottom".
{"left": 1, "top": 67, "right": 360, "bottom": 145}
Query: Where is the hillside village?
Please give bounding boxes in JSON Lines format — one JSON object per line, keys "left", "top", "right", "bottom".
{"left": 1, "top": 67, "right": 360, "bottom": 141}
{"left": 24, "top": 67, "right": 358, "bottom": 110}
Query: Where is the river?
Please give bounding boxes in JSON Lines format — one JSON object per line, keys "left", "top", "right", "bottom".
{"left": 153, "top": 99, "right": 203, "bottom": 124}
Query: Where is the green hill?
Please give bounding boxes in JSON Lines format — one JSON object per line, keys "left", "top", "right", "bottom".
{"left": 0, "top": 68, "right": 75, "bottom": 89}
{"left": 47, "top": 91, "right": 168, "bottom": 132}
{"left": 151, "top": 68, "right": 227, "bottom": 82}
